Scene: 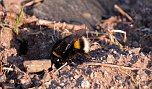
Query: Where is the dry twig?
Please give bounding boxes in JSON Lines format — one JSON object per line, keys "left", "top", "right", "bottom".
{"left": 23, "top": 0, "right": 44, "bottom": 7}
{"left": 36, "top": 19, "right": 88, "bottom": 30}
{"left": 114, "top": 4, "right": 133, "bottom": 21}
{"left": 2, "top": 67, "right": 13, "bottom": 71}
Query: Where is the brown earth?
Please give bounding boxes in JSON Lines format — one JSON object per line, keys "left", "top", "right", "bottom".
{"left": 0, "top": 0, "right": 152, "bottom": 89}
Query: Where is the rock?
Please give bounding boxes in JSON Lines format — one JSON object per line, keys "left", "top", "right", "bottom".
{"left": 129, "top": 48, "right": 141, "bottom": 55}
{"left": 23, "top": 60, "right": 51, "bottom": 73}
{"left": 29, "top": 0, "right": 116, "bottom": 29}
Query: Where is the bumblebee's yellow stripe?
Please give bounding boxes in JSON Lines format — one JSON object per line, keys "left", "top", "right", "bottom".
{"left": 74, "top": 39, "right": 80, "bottom": 49}
{"left": 52, "top": 51, "right": 62, "bottom": 58}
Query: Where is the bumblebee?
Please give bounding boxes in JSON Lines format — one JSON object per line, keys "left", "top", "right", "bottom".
{"left": 51, "top": 34, "right": 90, "bottom": 68}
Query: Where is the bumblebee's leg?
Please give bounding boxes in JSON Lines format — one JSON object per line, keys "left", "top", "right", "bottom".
{"left": 78, "top": 53, "right": 91, "bottom": 59}
{"left": 51, "top": 57, "right": 63, "bottom": 68}
{"left": 54, "top": 61, "right": 63, "bottom": 69}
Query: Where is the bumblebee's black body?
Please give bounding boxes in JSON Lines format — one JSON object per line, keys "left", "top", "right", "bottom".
{"left": 51, "top": 35, "right": 90, "bottom": 67}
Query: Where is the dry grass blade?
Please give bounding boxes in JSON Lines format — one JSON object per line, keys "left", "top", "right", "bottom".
{"left": 84, "top": 62, "right": 152, "bottom": 71}
{"left": 107, "top": 29, "right": 127, "bottom": 50}
{"left": 111, "top": 30, "right": 127, "bottom": 43}
{"left": 88, "top": 30, "right": 126, "bottom": 50}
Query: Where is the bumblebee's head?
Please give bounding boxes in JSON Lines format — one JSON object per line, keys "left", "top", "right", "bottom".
{"left": 73, "top": 36, "right": 90, "bottom": 53}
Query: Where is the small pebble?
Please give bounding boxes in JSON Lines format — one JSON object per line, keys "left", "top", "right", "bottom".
{"left": 70, "top": 77, "right": 74, "bottom": 80}
{"left": 60, "top": 83, "right": 65, "bottom": 87}
{"left": 44, "top": 81, "right": 51, "bottom": 88}
{"left": 130, "top": 48, "right": 141, "bottom": 55}
{"left": 81, "top": 79, "right": 90, "bottom": 88}
{"left": 143, "top": 85, "right": 148, "bottom": 89}
{"left": 100, "top": 57, "right": 103, "bottom": 60}
{"left": 90, "top": 72, "right": 94, "bottom": 79}
{"left": 74, "top": 75, "right": 80, "bottom": 79}
{"left": 56, "top": 86, "right": 62, "bottom": 89}
{"left": 9, "top": 79, "right": 14, "bottom": 84}
{"left": 42, "top": 72, "right": 51, "bottom": 82}
{"left": 92, "top": 57, "right": 96, "bottom": 60}
{"left": 113, "top": 50, "right": 117, "bottom": 54}
{"left": 110, "top": 87, "right": 115, "bottom": 89}
{"left": 0, "top": 74, "right": 6, "bottom": 82}
{"left": 107, "top": 55, "right": 115, "bottom": 63}
{"left": 20, "top": 79, "right": 27, "bottom": 84}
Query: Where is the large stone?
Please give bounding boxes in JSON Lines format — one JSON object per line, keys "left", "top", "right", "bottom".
{"left": 28, "top": 0, "right": 117, "bottom": 29}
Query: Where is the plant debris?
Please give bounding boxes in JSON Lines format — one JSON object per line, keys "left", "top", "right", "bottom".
{"left": 0, "top": 0, "right": 152, "bottom": 88}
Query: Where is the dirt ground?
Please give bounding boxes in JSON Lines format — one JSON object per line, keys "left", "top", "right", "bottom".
{"left": 0, "top": 0, "right": 152, "bottom": 89}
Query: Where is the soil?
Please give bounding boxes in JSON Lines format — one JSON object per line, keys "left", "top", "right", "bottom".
{"left": 0, "top": 0, "right": 152, "bottom": 89}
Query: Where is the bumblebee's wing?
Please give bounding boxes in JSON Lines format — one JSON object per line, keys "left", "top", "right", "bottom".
{"left": 52, "top": 39, "right": 62, "bottom": 50}
{"left": 77, "top": 53, "right": 91, "bottom": 59}
{"left": 51, "top": 35, "right": 79, "bottom": 56}
{"left": 51, "top": 39, "right": 63, "bottom": 58}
